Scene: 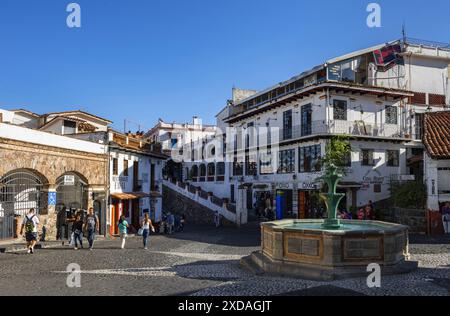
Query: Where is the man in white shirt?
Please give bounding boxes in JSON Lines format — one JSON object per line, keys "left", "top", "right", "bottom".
{"left": 20, "top": 208, "right": 40, "bottom": 254}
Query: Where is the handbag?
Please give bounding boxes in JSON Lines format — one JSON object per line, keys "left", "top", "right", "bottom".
{"left": 137, "top": 228, "right": 144, "bottom": 236}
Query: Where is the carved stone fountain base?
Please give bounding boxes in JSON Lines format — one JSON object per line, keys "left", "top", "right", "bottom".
{"left": 241, "top": 219, "right": 418, "bottom": 281}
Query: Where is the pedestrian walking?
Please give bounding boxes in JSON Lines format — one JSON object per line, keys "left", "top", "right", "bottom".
{"left": 141, "top": 213, "right": 155, "bottom": 250}
{"left": 20, "top": 208, "right": 40, "bottom": 254}
{"left": 214, "top": 211, "right": 221, "bottom": 228}
{"left": 84, "top": 207, "right": 99, "bottom": 250}
{"left": 167, "top": 213, "right": 175, "bottom": 234}
{"left": 72, "top": 213, "right": 84, "bottom": 250}
{"left": 118, "top": 215, "right": 129, "bottom": 249}
{"left": 58, "top": 206, "right": 69, "bottom": 246}
{"left": 180, "top": 214, "right": 186, "bottom": 232}
{"left": 442, "top": 202, "right": 450, "bottom": 234}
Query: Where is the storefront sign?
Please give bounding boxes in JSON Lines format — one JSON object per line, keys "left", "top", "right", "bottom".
{"left": 300, "top": 182, "right": 319, "bottom": 190}
{"left": 362, "top": 176, "right": 384, "bottom": 184}
{"left": 276, "top": 183, "right": 291, "bottom": 190}
{"left": 64, "top": 175, "right": 75, "bottom": 186}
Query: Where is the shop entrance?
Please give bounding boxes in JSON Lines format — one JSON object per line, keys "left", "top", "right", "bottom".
{"left": 298, "top": 190, "right": 324, "bottom": 219}
{"left": 276, "top": 190, "right": 293, "bottom": 219}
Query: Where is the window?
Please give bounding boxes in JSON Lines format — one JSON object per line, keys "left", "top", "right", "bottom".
{"left": 233, "top": 157, "right": 244, "bottom": 176}
{"left": 283, "top": 110, "right": 293, "bottom": 140}
{"left": 278, "top": 149, "right": 295, "bottom": 174}
{"left": 333, "top": 100, "right": 347, "bottom": 120}
{"left": 123, "top": 160, "right": 129, "bottom": 176}
{"left": 112, "top": 158, "right": 118, "bottom": 175}
{"left": 299, "top": 145, "right": 322, "bottom": 173}
{"left": 199, "top": 164, "right": 206, "bottom": 182}
{"left": 385, "top": 106, "right": 398, "bottom": 124}
{"left": 63, "top": 120, "right": 76, "bottom": 134}
{"left": 216, "top": 162, "right": 225, "bottom": 181}
{"left": 361, "top": 149, "right": 375, "bottom": 166}
{"left": 245, "top": 154, "right": 257, "bottom": 176}
{"left": 374, "top": 184, "right": 382, "bottom": 193}
{"left": 260, "top": 151, "right": 274, "bottom": 174}
{"left": 301, "top": 104, "right": 312, "bottom": 136}
{"left": 191, "top": 165, "right": 199, "bottom": 182}
{"left": 207, "top": 163, "right": 215, "bottom": 181}
{"left": 387, "top": 150, "right": 400, "bottom": 167}
{"left": 336, "top": 152, "right": 352, "bottom": 167}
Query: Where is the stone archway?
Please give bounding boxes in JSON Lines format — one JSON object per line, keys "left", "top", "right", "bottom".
{"left": 0, "top": 169, "right": 49, "bottom": 239}
{"left": 56, "top": 172, "right": 89, "bottom": 212}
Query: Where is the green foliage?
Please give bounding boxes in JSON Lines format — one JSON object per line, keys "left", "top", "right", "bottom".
{"left": 323, "top": 136, "right": 351, "bottom": 171}
{"left": 390, "top": 181, "right": 427, "bottom": 209}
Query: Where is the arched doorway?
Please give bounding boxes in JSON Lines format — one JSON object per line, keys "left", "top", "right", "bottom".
{"left": 207, "top": 163, "right": 215, "bottom": 182}
{"left": 0, "top": 169, "right": 46, "bottom": 239}
{"left": 199, "top": 164, "right": 206, "bottom": 182}
{"left": 191, "top": 165, "right": 199, "bottom": 182}
{"left": 56, "top": 172, "right": 88, "bottom": 213}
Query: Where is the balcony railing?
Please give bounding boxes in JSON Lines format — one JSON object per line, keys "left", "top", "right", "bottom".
{"left": 278, "top": 120, "right": 403, "bottom": 142}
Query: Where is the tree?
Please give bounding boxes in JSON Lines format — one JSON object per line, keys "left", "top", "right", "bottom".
{"left": 323, "top": 136, "right": 352, "bottom": 173}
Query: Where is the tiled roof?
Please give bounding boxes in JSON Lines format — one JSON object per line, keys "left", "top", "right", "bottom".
{"left": 423, "top": 111, "right": 450, "bottom": 160}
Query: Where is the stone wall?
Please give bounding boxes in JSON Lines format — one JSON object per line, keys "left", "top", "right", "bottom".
{"left": 381, "top": 207, "right": 427, "bottom": 233}
{"left": 0, "top": 137, "right": 107, "bottom": 186}
{"left": 0, "top": 137, "right": 108, "bottom": 240}
{"left": 163, "top": 185, "right": 233, "bottom": 226}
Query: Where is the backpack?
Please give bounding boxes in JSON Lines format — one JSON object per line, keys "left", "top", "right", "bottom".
{"left": 25, "top": 215, "right": 36, "bottom": 234}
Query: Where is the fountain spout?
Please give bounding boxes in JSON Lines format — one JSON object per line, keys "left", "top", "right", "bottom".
{"left": 318, "top": 164, "right": 345, "bottom": 229}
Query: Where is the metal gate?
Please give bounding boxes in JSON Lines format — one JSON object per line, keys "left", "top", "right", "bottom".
{"left": 0, "top": 171, "right": 44, "bottom": 240}
{"left": 56, "top": 173, "right": 88, "bottom": 211}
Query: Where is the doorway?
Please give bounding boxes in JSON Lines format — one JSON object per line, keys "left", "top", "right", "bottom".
{"left": 132, "top": 199, "right": 140, "bottom": 230}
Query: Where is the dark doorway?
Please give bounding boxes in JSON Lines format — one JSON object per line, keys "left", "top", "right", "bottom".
{"left": 132, "top": 199, "right": 140, "bottom": 230}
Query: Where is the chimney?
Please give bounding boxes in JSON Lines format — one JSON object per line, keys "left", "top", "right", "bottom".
{"left": 192, "top": 116, "right": 202, "bottom": 126}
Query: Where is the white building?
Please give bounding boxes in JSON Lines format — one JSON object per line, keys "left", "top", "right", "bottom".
{"left": 107, "top": 130, "right": 166, "bottom": 234}
{"left": 146, "top": 117, "right": 216, "bottom": 155}
{"left": 180, "top": 38, "right": 450, "bottom": 223}
{"left": 423, "top": 111, "right": 450, "bottom": 211}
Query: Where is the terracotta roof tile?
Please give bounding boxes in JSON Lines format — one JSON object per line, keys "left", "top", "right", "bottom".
{"left": 423, "top": 111, "right": 450, "bottom": 160}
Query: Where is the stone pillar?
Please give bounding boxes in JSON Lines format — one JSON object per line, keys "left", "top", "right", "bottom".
{"left": 87, "top": 187, "right": 94, "bottom": 210}
{"left": 236, "top": 187, "right": 248, "bottom": 226}
{"left": 42, "top": 185, "right": 57, "bottom": 241}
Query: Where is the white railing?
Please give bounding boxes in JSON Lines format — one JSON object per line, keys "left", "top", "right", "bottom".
{"left": 163, "top": 180, "right": 237, "bottom": 224}
{"left": 330, "top": 120, "right": 402, "bottom": 138}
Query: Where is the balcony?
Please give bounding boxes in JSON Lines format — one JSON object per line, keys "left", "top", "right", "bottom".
{"left": 278, "top": 120, "right": 404, "bottom": 142}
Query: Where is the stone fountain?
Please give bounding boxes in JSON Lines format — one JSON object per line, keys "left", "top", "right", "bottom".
{"left": 241, "top": 165, "right": 418, "bottom": 281}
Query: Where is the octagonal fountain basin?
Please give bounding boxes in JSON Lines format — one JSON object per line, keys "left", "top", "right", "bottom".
{"left": 241, "top": 219, "right": 418, "bottom": 281}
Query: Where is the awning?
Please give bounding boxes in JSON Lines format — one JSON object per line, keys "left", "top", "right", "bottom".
{"left": 338, "top": 182, "right": 362, "bottom": 189}
{"left": 111, "top": 192, "right": 152, "bottom": 200}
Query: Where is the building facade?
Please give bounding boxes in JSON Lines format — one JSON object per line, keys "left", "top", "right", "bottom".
{"left": 108, "top": 130, "right": 166, "bottom": 234}
{"left": 0, "top": 109, "right": 109, "bottom": 240}
{"left": 180, "top": 38, "right": 450, "bottom": 222}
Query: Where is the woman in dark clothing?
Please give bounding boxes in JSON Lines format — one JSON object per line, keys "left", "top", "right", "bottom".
{"left": 72, "top": 213, "right": 84, "bottom": 250}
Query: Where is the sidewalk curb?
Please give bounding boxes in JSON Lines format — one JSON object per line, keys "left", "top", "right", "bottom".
{"left": 0, "top": 236, "right": 109, "bottom": 253}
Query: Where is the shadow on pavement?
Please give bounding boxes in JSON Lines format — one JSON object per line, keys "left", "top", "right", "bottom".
{"left": 160, "top": 224, "right": 261, "bottom": 248}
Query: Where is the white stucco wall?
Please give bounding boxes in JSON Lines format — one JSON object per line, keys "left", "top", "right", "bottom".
{"left": 0, "top": 122, "right": 106, "bottom": 154}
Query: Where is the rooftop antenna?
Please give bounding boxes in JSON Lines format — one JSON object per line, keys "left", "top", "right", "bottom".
{"left": 402, "top": 22, "right": 407, "bottom": 44}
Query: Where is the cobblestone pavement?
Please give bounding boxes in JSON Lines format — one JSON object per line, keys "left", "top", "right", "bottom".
{"left": 0, "top": 225, "right": 449, "bottom": 296}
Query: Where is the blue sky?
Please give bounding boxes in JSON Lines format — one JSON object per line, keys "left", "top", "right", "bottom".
{"left": 0, "top": 0, "right": 449, "bottom": 131}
